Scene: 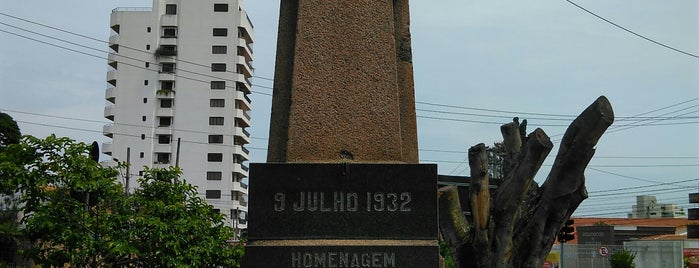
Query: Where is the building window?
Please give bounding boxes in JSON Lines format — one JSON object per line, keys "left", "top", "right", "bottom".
{"left": 206, "top": 190, "right": 221, "bottom": 199}
{"left": 156, "top": 45, "right": 177, "bottom": 56}
{"left": 143, "top": 98, "right": 148, "bottom": 103}
{"left": 141, "top": 134, "right": 146, "bottom": 140}
{"left": 210, "top": 99, "right": 225, "bottom": 107}
{"left": 161, "top": 81, "right": 174, "bottom": 90}
{"left": 212, "top": 45, "right": 227, "bottom": 54}
{"left": 211, "top": 63, "right": 226, "bottom": 72}
{"left": 145, "top": 62, "right": 150, "bottom": 68}
{"left": 159, "top": 117, "right": 172, "bottom": 127}
{"left": 155, "top": 153, "right": 171, "bottom": 164}
{"left": 146, "top": 44, "right": 150, "bottom": 50}
{"left": 214, "top": 4, "right": 229, "bottom": 12}
{"left": 209, "top": 117, "right": 224, "bottom": 125}
{"left": 144, "top": 80, "right": 149, "bottom": 86}
{"left": 207, "top": 171, "right": 223, "bottom": 181}
{"left": 160, "top": 99, "right": 173, "bottom": 108}
{"left": 162, "top": 27, "right": 177, "bottom": 38}
{"left": 139, "top": 170, "right": 144, "bottom": 176}
{"left": 208, "top": 153, "right": 223, "bottom": 162}
{"left": 213, "top": 208, "right": 221, "bottom": 214}
{"left": 208, "top": 135, "right": 224, "bottom": 144}
{"left": 158, "top": 135, "right": 171, "bottom": 144}
{"left": 147, "top": 27, "right": 151, "bottom": 32}
{"left": 142, "top": 116, "right": 147, "bottom": 122}
{"left": 140, "top": 152, "right": 144, "bottom": 158}
{"left": 161, "top": 63, "right": 175, "bottom": 73}
{"left": 211, "top": 81, "right": 226, "bottom": 90}
{"left": 212, "top": 28, "right": 228, "bottom": 36}
{"left": 165, "top": 4, "right": 177, "bottom": 15}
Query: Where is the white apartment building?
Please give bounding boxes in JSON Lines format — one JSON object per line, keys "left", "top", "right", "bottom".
{"left": 629, "top": 195, "right": 686, "bottom": 219}
{"left": 103, "top": 0, "right": 253, "bottom": 236}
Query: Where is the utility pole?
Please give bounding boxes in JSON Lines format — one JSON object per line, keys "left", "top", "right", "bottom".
{"left": 175, "top": 137, "right": 181, "bottom": 168}
{"left": 125, "top": 147, "right": 130, "bottom": 195}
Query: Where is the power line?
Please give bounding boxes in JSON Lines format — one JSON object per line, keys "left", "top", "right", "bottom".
{"left": 0, "top": 11, "right": 276, "bottom": 82}
{"left": 6, "top": 109, "right": 267, "bottom": 141}
{"left": 565, "top": 0, "right": 699, "bottom": 59}
{"left": 0, "top": 22, "right": 274, "bottom": 96}
{"left": 3, "top": 15, "right": 697, "bottom": 130}
{"left": 550, "top": 98, "right": 699, "bottom": 140}
{"left": 16, "top": 120, "right": 267, "bottom": 153}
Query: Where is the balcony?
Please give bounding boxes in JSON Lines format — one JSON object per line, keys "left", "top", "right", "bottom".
{"left": 237, "top": 42, "right": 252, "bottom": 62}
{"left": 160, "top": 14, "right": 177, "bottom": 27}
{"left": 108, "top": 34, "right": 119, "bottom": 52}
{"left": 233, "top": 163, "right": 248, "bottom": 177}
{"left": 154, "top": 127, "right": 172, "bottom": 136}
{"left": 106, "top": 70, "right": 117, "bottom": 86}
{"left": 154, "top": 45, "right": 177, "bottom": 57}
{"left": 235, "top": 91, "right": 251, "bottom": 110}
{"left": 108, "top": 53, "right": 118, "bottom": 69}
{"left": 237, "top": 25, "right": 253, "bottom": 44}
{"left": 154, "top": 143, "right": 172, "bottom": 153}
{"left": 232, "top": 182, "right": 248, "bottom": 194}
{"left": 235, "top": 73, "right": 252, "bottom": 88}
{"left": 104, "top": 105, "right": 115, "bottom": 121}
{"left": 102, "top": 142, "right": 113, "bottom": 156}
{"left": 110, "top": 15, "right": 120, "bottom": 34}
{"left": 158, "top": 72, "right": 175, "bottom": 81}
{"left": 102, "top": 124, "right": 114, "bottom": 138}
{"left": 237, "top": 60, "right": 253, "bottom": 78}
{"left": 159, "top": 36, "right": 177, "bottom": 46}
{"left": 236, "top": 81, "right": 251, "bottom": 95}
{"left": 233, "top": 145, "right": 250, "bottom": 160}
{"left": 234, "top": 127, "right": 250, "bottom": 144}
{"left": 234, "top": 109, "right": 251, "bottom": 127}
{"left": 105, "top": 87, "right": 116, "bottom": 103}
{"left": 156, "top": 107, "right": 173, "bottom": 117}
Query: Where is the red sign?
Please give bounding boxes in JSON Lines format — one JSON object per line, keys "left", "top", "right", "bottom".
{"left": 598, "top": 246, "right": 609, "bottom": 257}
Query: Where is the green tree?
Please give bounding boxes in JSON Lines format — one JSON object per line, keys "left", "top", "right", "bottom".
{"left": 0, "top": 113, "right": 23, "bottom": 265}
{"left": 609, "top": 248, "right": 636, "bottom": 268}
{"left": 0, "top": 112, "right": 20, "bottom": 147}
{"left": 126, "top": 167, "right": 240, "bottom": 267}
{"left": 0, "top": 135, "right": 242, "bottom": 267}
{"left": 0, "top": 135, "right": 128, "bottom": 266}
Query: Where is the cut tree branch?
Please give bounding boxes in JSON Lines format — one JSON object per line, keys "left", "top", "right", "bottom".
{"left": 437, "top": 96, "right": 614, "bottom": 268}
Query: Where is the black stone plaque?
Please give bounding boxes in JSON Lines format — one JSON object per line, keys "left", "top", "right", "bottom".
{"left": 243, "top": 245, "right": 440, "bottom": 268}
{"left": 247, "top": 163, "right": 438, "bottom": 240}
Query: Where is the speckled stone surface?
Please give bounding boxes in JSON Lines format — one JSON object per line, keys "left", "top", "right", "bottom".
{"left": 267, "top": 0, "right": 419, "bottom": 164}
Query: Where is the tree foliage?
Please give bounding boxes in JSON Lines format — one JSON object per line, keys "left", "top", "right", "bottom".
{"left": 0, "top": 135, "right": 242, "bottom": 267}
{"left": 126, "top": 167, "right": 241, "bottom": 267}
{"left": 0, "top": 112, "right": 20, "bottom": 147}
{"left": 609, "top": 248, "right": 636, "bottom": 268}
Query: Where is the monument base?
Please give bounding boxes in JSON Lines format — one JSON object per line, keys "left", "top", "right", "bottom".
{"left": 243, "top": 240, "right": 439, "bottom": 268}
{"left": 243, "top": 163, "right": 439, "bottom": 267}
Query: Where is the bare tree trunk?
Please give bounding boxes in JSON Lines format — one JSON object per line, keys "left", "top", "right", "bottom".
{"left": 439, "top": 96, "right": 614, "bottom": 267}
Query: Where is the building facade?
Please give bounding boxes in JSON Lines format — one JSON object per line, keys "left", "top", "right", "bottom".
{"left": 103, "top": 0, "right": 253, "bottom": 237}
{"left": 629, "top": 195, "right": 686, "bottom": 219}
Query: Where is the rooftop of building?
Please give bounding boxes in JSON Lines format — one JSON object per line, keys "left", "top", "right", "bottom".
{"left": 557, "top": 217, "right": 697, "bottom": 244}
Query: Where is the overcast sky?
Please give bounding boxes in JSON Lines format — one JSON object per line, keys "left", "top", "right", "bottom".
{"left": 1, "top": 0, "right": 697, "bottom": 218}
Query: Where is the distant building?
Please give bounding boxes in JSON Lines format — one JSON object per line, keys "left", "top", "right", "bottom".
{"left": 629, "top": 195, "right": 685, "bottom": 219}
{"left": 103, "top": 0, "right": 254, "bottom": 238}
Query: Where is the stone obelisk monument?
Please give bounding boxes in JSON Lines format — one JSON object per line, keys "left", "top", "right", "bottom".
{"left": 244, "top": 1, "right": 438, "bottom": 267}
{"left": 267, "top": 0, "right": 418, "bottom": 163}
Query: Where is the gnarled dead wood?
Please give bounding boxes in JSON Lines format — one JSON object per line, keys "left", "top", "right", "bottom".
{"left": 439, "top": 96, "right": 614, "bottom": 268}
